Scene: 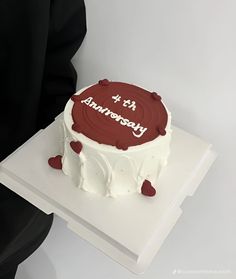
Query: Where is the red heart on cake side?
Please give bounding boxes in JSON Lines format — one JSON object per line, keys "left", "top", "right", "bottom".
{"left": 141, "top": 180, "right": 156, "bottom": 197}
{"left": 70, "top": 141, "right": 83, "bottom": 154}
{"left": 48, "top": 155, "right": 62, "bottom": 169}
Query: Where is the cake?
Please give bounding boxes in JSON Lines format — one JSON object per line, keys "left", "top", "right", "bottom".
{"left": 48, "top": 79, "right": 172, "bottom": 197}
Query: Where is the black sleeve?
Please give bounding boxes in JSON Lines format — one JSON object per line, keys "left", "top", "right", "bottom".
{"left": 0, "top": 0, "right": 86, "bottom": 161}
{"left": 0, "top": 0, "right": 86, "bottom": 277}
{"left": 37, "top": 0, "right": 87, "bottom": 128}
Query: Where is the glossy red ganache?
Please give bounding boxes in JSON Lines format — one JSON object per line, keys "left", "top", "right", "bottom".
{"left": 71, "top": 80, "right": 168, "bottom": 149}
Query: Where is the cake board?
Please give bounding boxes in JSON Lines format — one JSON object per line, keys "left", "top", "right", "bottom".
{"left": 0, "top": 118, "right": 216, "bottom": 274}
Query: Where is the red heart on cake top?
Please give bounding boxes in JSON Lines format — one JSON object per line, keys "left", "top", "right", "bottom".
{"left": 48, "top": 155, "right": 62, "bottom": 169}
{"left": 141, "top": 180, "right": 156, "bottom": 197}
{"left": 71, "top": 95, "right": 81, "bottom": 102}
{"left": 151, "top": 92, "right": 162, "bottom": 101}
{"left": 72, "top": 123, "right": 82, "bottom": 133}
{"left": 158, "top": 127, "right": 166, "bottom": 136}
{"left": 115, "top": 140, "right": 128, "bottom": 151}
{"left": 98, "top": 79, "right": 110, "bottom": 86}
{"left": 70, "top": 141, "right": 83, "bottom": 154}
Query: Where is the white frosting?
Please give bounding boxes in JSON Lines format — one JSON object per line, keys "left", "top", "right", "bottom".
{"left": 61, "top": 85, "right": 172, "bottom": 197}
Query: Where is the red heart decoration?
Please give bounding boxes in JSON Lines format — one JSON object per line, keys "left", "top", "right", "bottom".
{"left": 48, "top": 155, "right": 62, "bottom": 169}
{"left": 71, "top": 95, "right": 81, "bottom": 102}
{"left": 98, "top": 79, "right": 110, "bottom": 86}
{"left": 141, "top": 180, "right": 156, "bottom": 197}
{"left": 115, "top": 140, "right": 128, "bottom": 151}
{"left": 70, "top": 141, "right": 83, "bottom": 154}
{"left": 158, "top": 127, "right": 166, "bottom": 136}
{"left": 72, "top": 123, "right": 82, "bottom": 133}
{"left": 151, "top": 92, "right": 162, "bottom": 101}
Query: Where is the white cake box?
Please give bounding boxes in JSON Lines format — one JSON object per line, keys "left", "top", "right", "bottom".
{"left": 0, "top": 118, "right": 216, "bottom": 274}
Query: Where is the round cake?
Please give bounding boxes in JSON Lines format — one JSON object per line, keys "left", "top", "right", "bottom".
{"left": 48, "top": 79, "right": 172, "bottom": 197}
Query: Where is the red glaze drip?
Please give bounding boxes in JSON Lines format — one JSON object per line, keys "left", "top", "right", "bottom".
{"left": 71, "top": 81, "right": 168, "bottom": 149}
{"left": 141, "top": 180, "right": 156, "bottom": 197}
{"left": 70, "top": 141, "right": 83, "bottom": 154}
{"left": 48, "top": 155, "right": 62, "bottom": 169}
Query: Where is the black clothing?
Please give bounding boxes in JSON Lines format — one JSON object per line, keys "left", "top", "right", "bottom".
{"left": 0, "top": 186, "right": 53, "bottom": 278}
{"left": 0, "top": 266, "right": 17, "bottom": 279}
{"left": 0, "top": 0, "right": 86, "bottom": 160}
{"left": 0, "top": 0, "right": 86, "bottom": 277}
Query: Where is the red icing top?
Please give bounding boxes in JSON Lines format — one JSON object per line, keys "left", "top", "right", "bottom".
{"left": 71, "top": 80, "right": 168, "bottom": 149}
